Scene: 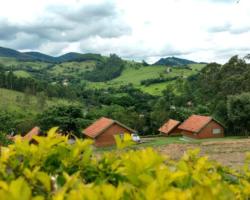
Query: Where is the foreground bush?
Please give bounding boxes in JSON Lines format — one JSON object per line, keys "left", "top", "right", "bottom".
{"left": 0, "top": 129, "right": 250, "bottom": 200}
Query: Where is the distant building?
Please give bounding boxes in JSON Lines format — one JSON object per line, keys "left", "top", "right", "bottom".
{"left": 159, "top": 119, "right": 181, "bottom": 136}
{"left": 166, "top": 67, "right": 171, "bottom": 73}
{"left": 8, "top": 126, "right": 41, "bottom": 142}
{"left": 62, "top": 79, "right": 69, "bottom": 86}
{"left": 82, "top": 117, "right": 136, "bottom": 147}
{"left": 178, "top": 115, "right": 224, "bottom": 139}
{"left": 23, "top": 127, "right": 41, "bottom": 142}
{"left": 187, "top": 101, "right": 193, "bottom": 107}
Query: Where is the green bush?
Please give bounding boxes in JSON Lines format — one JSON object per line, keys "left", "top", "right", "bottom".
{"left": 0, "top": 128, "right": 249, "bottom": 199}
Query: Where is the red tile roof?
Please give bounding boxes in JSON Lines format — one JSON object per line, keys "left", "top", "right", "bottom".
{"left": 23, "top": 127, "right": 40, "bottom": 141}
{"left": 83, "top": 117, "right": 135, "bottom": 138}
{"left": 158, "top": 119, "right": 180, "bottom": 135}
{"left": 178, "top": 115, "right": 212, "bottom": 133}
{"left": 8, "top": 126, "right": 40, "bottom": 142}
{"left": 83, "top": 117, "right": 114, "bottom": 138}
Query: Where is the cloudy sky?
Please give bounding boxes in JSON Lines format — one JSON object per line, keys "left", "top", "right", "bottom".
{"left": 0, "top": 0, "right": 249, "bottom": 63}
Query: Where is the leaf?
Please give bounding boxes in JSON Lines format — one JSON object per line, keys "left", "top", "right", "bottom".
{"left": 36, "top": 172, "right": 51, "bottom": 192}
{"left": 9, "top": 177, "right": 31, "bottom": 200}
{"left": 47, "top": 127, "right": 59, "bottom": 137}
{"left": 114, "top": 133, "right": 135, "bottom": 149}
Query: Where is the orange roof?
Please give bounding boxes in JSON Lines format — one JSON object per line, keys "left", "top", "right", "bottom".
{"left": 23, "top": 127, "right": 40, "bottom": 141}
{"left": 158, "top": 119, "right": 180, "bottom": 135}
{"left": 83, "top": 117, "right": 115, "bottom": 138}
{"left": 8, "top": 126, "right": 40, "bottom": 142}
{"left": 178, "top": 115, "right": 212, "bottom": 133}
{"left": 83, "top": 117, "right": 135, "bottom": 138}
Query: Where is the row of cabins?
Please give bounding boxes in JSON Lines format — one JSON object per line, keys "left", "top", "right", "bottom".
{"left": 83, "top": 114, "right": 224, "bottom": 146}
{"left": 159, "top": 115, "right": 224, "bottom": 139}
{"left": 10, "top": 115, "right": 224, "bottom": 147}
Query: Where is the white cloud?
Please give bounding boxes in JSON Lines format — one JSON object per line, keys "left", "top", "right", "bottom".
{"left": 0, "top": 0, "right": 250, "bottom": 63}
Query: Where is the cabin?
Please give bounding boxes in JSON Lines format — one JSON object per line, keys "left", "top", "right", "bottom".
{"left": 178, "top": 115, "right": 224, "bottom": 139}
{"left": 158, "top": 119, "right": 181, "bottom": 136}
{"left": 8, "top": 126, "right": 41, "bottom": 142}
{"left": 23, "top": 127, "right": 41, "bottom": 142}
{"left": 82, "top": 117, "right": 135, "bottom": 147}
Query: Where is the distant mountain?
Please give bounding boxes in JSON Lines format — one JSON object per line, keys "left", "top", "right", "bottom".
{"left": 24, "top": 52, "right": 57, "bottom": 63}
{"left": 154, "top": 56, "right": 197, "bottom": 66}
{"left": 57, "top": 52, "right": 104, "bottom": 63}
{"left": 0, "top": 46, "right": 104, "bottom": 63}
{"left": 0, "top": 47, "right": 34, "bottom": 61}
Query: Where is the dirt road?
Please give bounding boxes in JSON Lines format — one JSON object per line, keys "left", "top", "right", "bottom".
{"left": 157, "top": 139, "right": 250, "bottom": 168}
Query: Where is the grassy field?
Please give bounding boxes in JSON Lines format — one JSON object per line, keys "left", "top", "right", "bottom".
{"left": 0, "top": 56, "right": 205, "bottom": 95}
{"left": 96, "top": 135, "right": 246, "bottom": 152}
{"left": 49, "top": 61, "right": 95, "bottom": 77}
{"left": 87, "top": 64, "right": 205, "bottom": 95}
{"left": 138, "top": 135, "right": 245, "bottom": 147}
{"left": 13, "top": 70, "right": 32, "bottom": 78}
{"left": 0, "top": 88, "right": 79, "bottom": 115}
{"left": 0, "top": 57, "right": 49, "bottom": 71}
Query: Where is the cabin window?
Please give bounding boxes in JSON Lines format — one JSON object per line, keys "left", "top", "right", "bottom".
{"left": 213, "top": 128, "right": 221, "bottom": 134}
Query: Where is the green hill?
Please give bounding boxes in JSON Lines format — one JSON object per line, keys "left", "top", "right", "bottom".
{"left": 0, "top": 46, "right": 205, "bottom": 96}
{"left": 0, "top": 47, "right": 34, "bottom": 61}
{"left": 24, "top": 52, "right": 57, "bottom": 63}
{"left": 0, "top": 88, "right": 78, "bottom": 115}
{"left": 88, "top": 64, "right": 205, "bottom": 95}
{"left": 154, "top": 56, "right": 197, "bottom": 66}
{"left": 0, "top": 46, "right": 104, "bottom": 63}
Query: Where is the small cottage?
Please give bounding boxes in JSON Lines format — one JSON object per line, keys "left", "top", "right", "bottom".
{"left": 178, "top": 115, "right": 224, "bottom": 139}
{"left": 8, "top": 126, "right": 41, "bottom": 142}
{"left": 159, "top": 119, "right": 181, "bottom": 136}
{"left": 83, "top": 117, "right": 135, "bottom": 147}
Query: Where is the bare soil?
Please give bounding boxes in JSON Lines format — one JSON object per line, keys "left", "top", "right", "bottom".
{"left": 157, "top": 139, "right": 250, "bottom": 168}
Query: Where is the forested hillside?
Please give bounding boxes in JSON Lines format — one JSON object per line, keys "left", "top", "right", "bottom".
{"left": 185, "top": 56, "right": 250, "bottom": 134}
{"left": 0, "top": 46, "right": 250, "bottom": 137}
{"left": 154, "top": 56, "right": 197, "bottom": 66}
{"left": 151, "top": 55, "right": 250, "bottom": 136}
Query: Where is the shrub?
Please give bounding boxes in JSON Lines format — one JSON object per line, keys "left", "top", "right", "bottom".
{"left": 0, "top": 128, "right": 249, "bottom": 199}
{"left": 140, "top": 76, "right": 178, "bottom": 86}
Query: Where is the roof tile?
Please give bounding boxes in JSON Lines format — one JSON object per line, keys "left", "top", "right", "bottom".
{"left": 159, "top": 119, "right": 180, "bottom": 135}
{"left": 178, "top": 115, "right": 212, "bottom": 133}
{"left": 83, "top": 117, "right": 114, "bottom": 138}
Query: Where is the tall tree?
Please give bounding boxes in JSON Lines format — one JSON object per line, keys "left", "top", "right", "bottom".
{"left": 37, "top": 105, "right": 87, "bottom": 137}
{"left": 227, "top": 92, "right": 250, "bottom": 136}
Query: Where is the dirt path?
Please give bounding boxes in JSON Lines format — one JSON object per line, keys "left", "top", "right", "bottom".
{"left": 157, "top": 139, "right": 250, "bottom": 168}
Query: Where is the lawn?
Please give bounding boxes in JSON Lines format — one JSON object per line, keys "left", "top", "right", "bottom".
{"left": 95, "top": 135, "right": 246, "bottom": 152}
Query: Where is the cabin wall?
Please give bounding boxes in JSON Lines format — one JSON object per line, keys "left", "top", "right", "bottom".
{"left": 181, "top": 120, "right": 224, "bottom": 139}
{"left": 169, "top": 127, "right": 182, "bottom": 136}
{"left": 95, "top": 124, "right": 132, "bottom": 147}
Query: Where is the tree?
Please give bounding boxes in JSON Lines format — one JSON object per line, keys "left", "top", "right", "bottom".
{"left": 84, "top": 54, "right": 124, "bottom": 82}
{"left": 23, "top": 87, "right": 32, "bottom": 105}
{"left": 37, "top": 105, "right": 87, "bottom": 137}
{"left": 0, "top": 132, "right": 12, "bottom": 146}
{"left": 0, "top": 111, "right": 16, "bottom": 133}
{"left": 142, "top": 60, "right": 149, "bottom": 66}
{"left": 36, "top": 92, "right": 47, "bottom": 110}
{"left": 227, "top": 92, "right": 250, "bottom": 136}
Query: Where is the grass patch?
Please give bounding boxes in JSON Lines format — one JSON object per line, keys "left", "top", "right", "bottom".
{"left": 87, "top": 64, "right": 205, "bottom": 95}
{"left": 138, "top": 136, "right": 185, "bottom": 147}
{"left": 13, "top": 70, "right": 31, "bottom": 78}
{"left": 95, "top": 135, "right": 247, "bottom": 152}
{"left": 0, "top": 88, "right": 79, "bottom": 115}
{"left": 50, "top": 61, "right": 95, "bottom": 77}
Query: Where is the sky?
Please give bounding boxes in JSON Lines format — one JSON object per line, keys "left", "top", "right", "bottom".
{"left": 0, "top": 0, "right": 249, "bottom": 63}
